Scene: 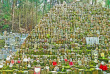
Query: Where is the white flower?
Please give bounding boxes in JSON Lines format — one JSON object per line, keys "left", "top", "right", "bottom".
{"left": 101, "top": 61, "right": 104, "bottom": 65}
{"left": 23, "top": 58, "right": 28, "bottom": 62}
{"left": 6, "top": 57, "right": 10, "bottom": 61}
{"left": 28, "top": 64, "right": 31, "bottom": 68}
{"left": 0, "top": 64, "right": 3, "bottom": 68}
{"left": 9, "top": 63, "right": 13, "bottom": 67}
{"left": 35, "top": 68, "right": 40, "bottom": 72}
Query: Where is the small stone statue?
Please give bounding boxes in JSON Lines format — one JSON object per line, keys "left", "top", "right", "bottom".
{"left": 45, "top": 64, "right": 49, "bottom": 71}
{"left": 49, "top": 59, "right": 52, "bottom": 66}
{"left": 108, "top": 56, "right": 110, "bottom": 68}
{"left": 54, "top": 66, "right": 59, "bottom": 72}
{"left": 78, "top": 58, "right": 82, "bottom": 66}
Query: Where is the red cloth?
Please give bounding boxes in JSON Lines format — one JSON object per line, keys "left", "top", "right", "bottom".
{"left": 69, "top": 62, "right": 73, "bottom": 66}
{"left": 17, "top": 60, "right": 21, "bottom": 64}
{"left": 44, "top": 40, "right": 47, "bottom": 42}
{"left": 52, "top": 61, "right": 57, "bottom": 66}
{"left": 99, "top": 64, "right": 107, "bottom": 71}
{"left": 34, "top": 72, "right": 40, "bottom": 74}
{"left": 64, "top": 59, "right": 67, "bottom": 62}
{"left": 11, "top": 60, "right": 14, "bottom": 64}
{"left": 99, "top": 64, "right": 103, "bottom": 69}
{"left": 34, "top": 67, "right": 41, "bottom": 74}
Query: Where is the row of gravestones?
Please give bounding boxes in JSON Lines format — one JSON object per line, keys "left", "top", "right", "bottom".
{"left": 23, "top": 2, "right": 108, "bottom": 49}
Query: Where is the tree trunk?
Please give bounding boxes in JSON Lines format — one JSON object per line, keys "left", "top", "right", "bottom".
{"left": 43, "top": 0, "right": 46, "bottom": 18}
{"left": 12, "top": 0, "right": 15, "bottom": 32}
{"left": 95, "top": 0, "right": 97, "bottom": 5}
{"left": 52, "top": 0, "right": 54, "bottom": 6}
{"left": 19, "top": 8, "right": 21, "bottom": 29}
{"left": 32, "top": 6, "right": 33, "bottom": 29}
{"left": 31, "top": 0, "right": 34, "bottom": 31}
{"left": 25, "top": 0, "right": 27, "bottom": 30}
{"left": 36, "top": 1, "right": 38, "bottom": 25}
{"left": 50, "top": 0, "right": 51, "bottom": 9}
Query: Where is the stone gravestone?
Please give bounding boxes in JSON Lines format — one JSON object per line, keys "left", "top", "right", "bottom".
{"left": 3, "top": 50, "right": 7, "bottom": 54}
{"left": 3, "top": 54, "right": 7, "bottom": 59}
{"left": 86, "top": 37, "right": 99, "bottom": 45}
{"left": 12, "top": 45, "right": 15, "bottom": 52}
{"left": 23, "top": 71, "right": 28, "bottom": 74}
{"left": 4, "top": 31, "right": 7, "bottom": 36}
{"left": 0, "top": 54, "right": 2, "bottom": 60}
{"left": 92, "top": 50, "right": 98, "bottom": 63}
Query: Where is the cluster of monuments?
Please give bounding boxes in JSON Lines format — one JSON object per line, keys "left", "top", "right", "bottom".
{"left": 0, "top": 1, "right": 110, "bottom": 74}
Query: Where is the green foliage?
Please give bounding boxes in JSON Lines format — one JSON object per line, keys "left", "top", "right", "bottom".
{"left": 3, "top": 14, "right": 11, "bottom": 21}
{"left": 3, "top": 24, "right": 9, "bottom": 29}
{"left": 106, "top": 0, "right": 110, "bottom": 8}
{"left": 0, "top": 39, "right": 5, "bottom": 48}
{"left": 0, "top": 1, "right": 11, "bottom": 32}
{"left": 98, "top": 58, "right": 108, "bottom": 63}
{"left": 3, "top": 65, "right": 10, "bottom": 70}
{"left": 47, "top": 34, "right": 50, "bottom": 38}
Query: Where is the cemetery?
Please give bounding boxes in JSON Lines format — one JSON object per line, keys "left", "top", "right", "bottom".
{"left": 0, "top": 0, "right": 110, "bottom": 74}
